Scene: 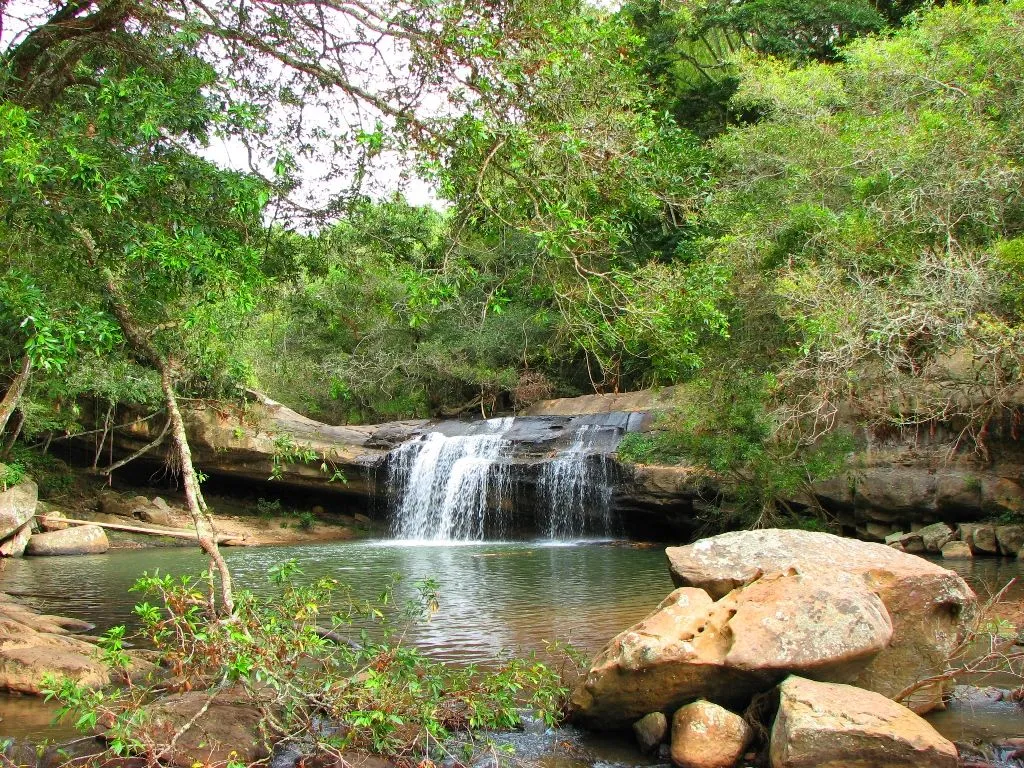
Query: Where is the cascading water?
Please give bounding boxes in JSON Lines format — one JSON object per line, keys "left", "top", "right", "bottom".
{"left": 387, "top": 418, "right": 514, "bottom": 541}
{"left": 538, "top": 424, "right": 618, "bottom": 540}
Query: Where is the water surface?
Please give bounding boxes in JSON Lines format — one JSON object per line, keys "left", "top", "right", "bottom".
{"left": 1, "top": 539, "right": 672, "bottom": 664}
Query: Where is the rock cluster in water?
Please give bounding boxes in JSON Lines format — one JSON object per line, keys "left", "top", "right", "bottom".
{"left": 571, "top": 529, "right": 974, "bottom": 768}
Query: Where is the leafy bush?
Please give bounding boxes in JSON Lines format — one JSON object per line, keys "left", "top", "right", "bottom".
{"left": 46, "top": 563, "right": 582, "bottom": 764}
{"left": 0, "top": 461, "right": 25, "bottom": 491}
{"left": 617, "top": 375, "right": 853, "bottom": 532}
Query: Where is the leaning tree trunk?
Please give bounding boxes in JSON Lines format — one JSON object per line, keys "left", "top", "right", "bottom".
{"left": 0, "top": 355, "right": 32, "bottom": 436}
{"left": 158, "top": 365, "right": 235, "bottom": 615}
{"left": 95, "top": 261, "right": 234, "bottom": 615}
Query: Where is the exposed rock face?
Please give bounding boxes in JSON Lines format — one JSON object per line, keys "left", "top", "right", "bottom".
{"left": 769, "top": 676, "right": 958, "bottom": 768}
{"left": 670, "top": 700, "right": 752, "bottom": 768}
{"left": 666, "top": 529, "right": 975, "bottom": 713}
{"left": 36, "top": 501, "right": 69, "bottom": 531}
{"left": 0, "top": 595, "right": 109, "bottom": 694}
{"left": 571, "top": 571, "right": 894, "bottom": 728}
{"left": 960, "top": 523, "right": 999, "bottom": 554}
{"left": 129, "top": 687, "right": 271, "bottom": 768}
{"left": 997, "top": 525, "right": 1024, "bottom": 556}
{"left": 0, "top": 481, "right": 36, "bottom": 540}
{"left": 0, "top": 522, "right": 31, "bottom": 557}
{"left": 25, "top": 525, "right": 109, "bottom": 556}
{"left": 633, "top": 712, "right": 668, "bottom": 753}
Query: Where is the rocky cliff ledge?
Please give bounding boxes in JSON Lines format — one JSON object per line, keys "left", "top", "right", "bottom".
{"left": 101, "top": 389, "right": 1024, "bottom": 543}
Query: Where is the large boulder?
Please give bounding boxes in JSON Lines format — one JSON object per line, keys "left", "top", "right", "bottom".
{"left": 570, "top": 570, "right": 893, "bottom": 728}
{"left": 0, "top": 598, "right": 110, "bottom": 694}
{"left": 918, "top": 522, "right": 956, "bottom": 553}
{"left": 996, "top": 525, "right": 1024, "bottom": 556}
{"left": 959, "top": 523, "right": 998, "bottom": 555}
{"left": 0, "top": 522, "right": 31, "bottom": 557}
{"left": 769, "top": 676, "right": 958, "bottom": 768}
{"left": 941, "top": 540, "right": 972, "bottom": 559}
{"left": 25, "top": 525, "right": 109, "bottom": 556}
{"left": 671, "top": 700, "right": 752, "bottom": 768}
{"left": 666, "top": 529, "right": 975, "bottom": 713}
{"left": 0, "top": 481, "right": 37, "bottom": 540}
{"left": 36, "top": 501, "right": 69, "bottom": 531}
{"left": 633, "top": 712, "right": 668, "bottom": 753}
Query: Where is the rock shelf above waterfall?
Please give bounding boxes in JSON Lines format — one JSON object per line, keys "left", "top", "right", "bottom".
{"left": 92, "top": 386, "right": 1024, "bottom": 545}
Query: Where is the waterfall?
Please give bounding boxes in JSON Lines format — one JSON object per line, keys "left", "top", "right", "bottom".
{"left": 387, "top": 417, "right": 514, "bottom": 541}
{"left": 538, "top": 424, "right": 617, "bottom": 540}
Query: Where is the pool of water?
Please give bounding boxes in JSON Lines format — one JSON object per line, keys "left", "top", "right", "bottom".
{"left": 0, "top": 539, "right": 673, "bottom": 665}
{"left": 1, "top": 540, "right": 1022, "bottom": 754}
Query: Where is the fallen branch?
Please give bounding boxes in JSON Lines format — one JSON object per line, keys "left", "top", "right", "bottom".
{"left": 32, "top": 514, "right": 239, "bottom": 545}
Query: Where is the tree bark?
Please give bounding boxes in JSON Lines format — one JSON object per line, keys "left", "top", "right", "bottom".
{"left": 92, "top": 255, "right": 234, "bottom": 615}
{"left": 0, "top": 356, "right": 32, "bottom": 436}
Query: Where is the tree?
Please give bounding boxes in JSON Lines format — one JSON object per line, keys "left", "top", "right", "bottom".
{"left": 697, "top": 0, "right": 1024, "bottom": 443}
{"left": 621, "top": 0, "right": 925, "bottom": 137}
{"left": 2, "top": 0, "right": 714, "bottom": 607}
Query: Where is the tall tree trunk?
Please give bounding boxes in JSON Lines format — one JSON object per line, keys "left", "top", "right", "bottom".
{"left": 0, "top": 355, "right": 32, "bottom": 436}
{"left": 2, "top": 409, "right": 24, "bottom": 457}
{"left": 96, "top": 262, "right": 234, "bottom": 615}
{"left": 159, "top": 365, "right": 235, "bottom": 614}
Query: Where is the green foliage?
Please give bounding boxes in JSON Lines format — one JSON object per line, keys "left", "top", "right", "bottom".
{"left": 269, "top": 434, "right": 347, "bottom": 483}
{"left": 691, "top": 0, "right": 1024, "bottom": 437}
{"left": 0, "top": 461, "right": 25, "bottom": 491}
{"left": 2, "top": 445, "right": 74, "bottom": 496}
{"left": 48, "top": 565, "right": 582, "bottom": 763}
{"left": 621, "top": 0, "right": 919, "bottom": 137}
{"left": 618, "top": 376, "right": 853, "bottom": 531}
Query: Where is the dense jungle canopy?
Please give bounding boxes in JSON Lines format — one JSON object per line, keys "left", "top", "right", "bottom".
{"left": 2, "top": 0, "right": 1023, "bottom": 490}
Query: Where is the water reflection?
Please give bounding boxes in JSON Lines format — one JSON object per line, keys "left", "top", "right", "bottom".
{"left": 0, "top": 540, "right": 673, "bottom": 664}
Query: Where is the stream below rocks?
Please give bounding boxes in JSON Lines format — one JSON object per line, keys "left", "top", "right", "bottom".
{"left": 1, "top": 541, "right": 1022, "bottom": 763}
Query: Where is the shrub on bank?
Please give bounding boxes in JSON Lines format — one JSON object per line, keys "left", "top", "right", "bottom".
{"left": 45, "top": 561, "right": 582, "bottom": 766}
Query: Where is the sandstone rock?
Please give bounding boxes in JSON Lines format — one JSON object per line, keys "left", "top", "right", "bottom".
{"left": 36, "top": 504, "right": 69, "bottom": 531}
{"left": 959, "top": 523, "right": 998, "bottom": 555}
{"left": 895, "top": 532, "right": 925, "bottom": 554}
{"left": 936, "top": 473, "right": 983, "bottom": 513}
{"left": 982, "top": 477, "right": 1024, "bottom": 516}
{"left": 769, "top": 676, "right": 958, "bottom": 768}
{"left": 137, "top": 507, "right": 172, "bottom": 527}
{"left": 570, "top": 571, "right": 893, "bottom": 728}
{"left": 863, "top": 522, "right": 894, "bottom": 542}
{"left": 633, "top": 712, "right": 668, "bottom": 753}
{"left": 671, "top": 700, "right": 752, "bottom": 768}
{"left": 918, "top": 522, "right": 955, "bottom": 553}
{"left": 941, "top": 541, "right": 972, "bottom": 559}
{"left": 136, "top": 496, "right": 176, "bottom": 527}
{"left": 98, "top": 491, "right": 135, "bottom": 518}
{"left": 354, "top": 513, "right": 372, "bottom": 525}
{"left": 128, "top": 687, "right": 270, "bottom": 768}
{"left": 996, "top": 525, "right": 1024, "bottom": 556}
{"left": 25, "top": 525, "right": 109, "bottom": 556}
{"left": 666, "top": 529, "right": 975, "bottom": 713}
{"left": 0, "top": 522, "right": 31, "bottom": 557}
{"left": 0, "top": 481, "right": 37, "bottom": 540}
{"left": 853, "top": 469, "right": 936, "bottom": 514}
{"left": 0, "top": 610, "right": 109, "bottom": 694}
{"left": 885, "top": 532, "right": 905, "bottom": 545}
